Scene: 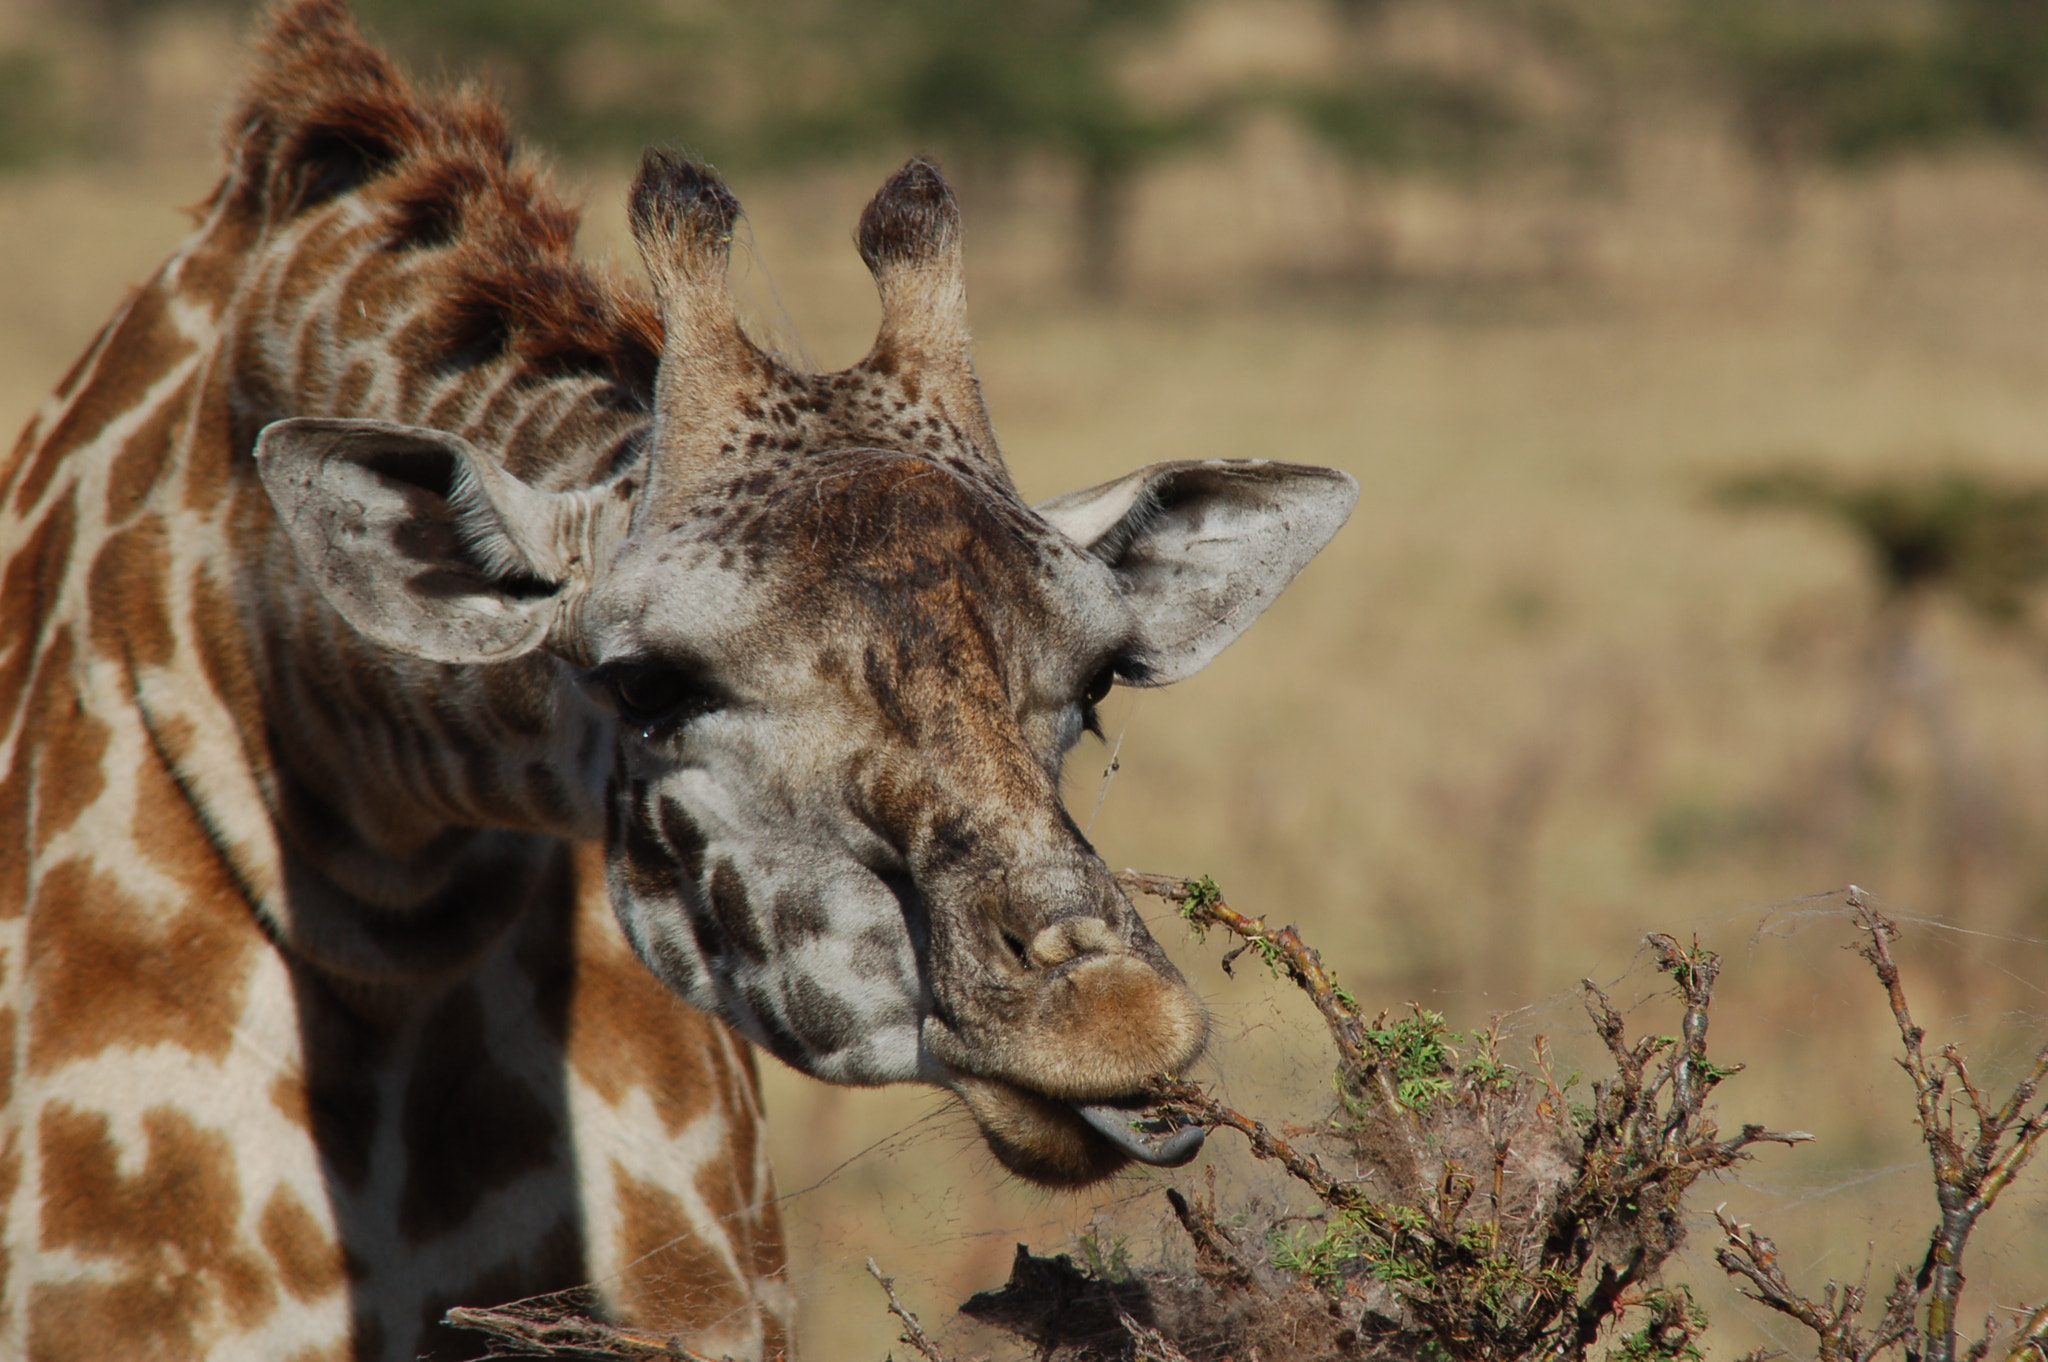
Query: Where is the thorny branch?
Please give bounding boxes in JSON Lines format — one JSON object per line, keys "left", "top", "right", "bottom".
{"left": 2006, "top": 1303, "right": 2048, "bottom": 1362}
{"left": 1163, "top": 1180, "right": 1256, "bottom": 1288}
{"left": 442, "top": 1299, "right": 717, "bottom": 1360}
{"left": 1117, "top": 870, "right": 1371, "bottom": 1063}
{"left": 1846, "top": 888, "right": 2048, "bottom": 1362}
{"left": 1646, "top": 932, "right": 1732, "bottom": 1149}
{"left": 1713, "top": 1210, "right": 1916, "bottom": 1362}
{"left": 867, "top": 1258, "right": 951, "bottom": 1362}
{"left": 1118, "top": 1312, "right": 1196, "bottom": 1362}
{"left": 973, "top": 874, "right": 2039, "bottom": 1362}
{"left": 1118, "top": 869, "right": 1438, "bottom": 1169}
{"left": 1696, "top": 890, "right": 2048, "bottom": 1362}
{"left": 1148, "top": 1077, "right": 1373, "bottom": 1212}
{"left": 1117, "top": 872, "right": 1811, "bottom": 1362}
{"left": 1580, "top": 968, "right": 1806, "bottom": 1175}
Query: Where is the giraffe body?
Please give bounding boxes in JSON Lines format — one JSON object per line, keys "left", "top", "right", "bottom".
{"left": 0, "top": 3, "right": 1356, "bottom": 1359}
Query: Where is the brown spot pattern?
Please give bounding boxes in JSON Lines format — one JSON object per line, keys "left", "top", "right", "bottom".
{"left": 177, "top": 370, "right": 234, "bottom": 515}
{"left": 694, "top": 1096, "right": 785, "bottom": 1344}
{"left": 0, "top": 488, "right": 76, "bottom": 728}
{"left": 127, "top": 725, "right": 240, "bottom": 899}
{"left": 0, "top": 757, "right": 26, "bottom": 915}
{"left": 707, "top": 860, "right": 764, "bottom": 962}
{"left": 226, "top": 0, "right": 661, "bottom": 416}
{"left": 10, "top": 282, "right": 191, "bottom": 517}
{"left": 0, "top": 0, "right": 919, "bottom": 1350}
{"left": 0, "top": 1128, "right": 20, "bottom": 1339}
{"left": 32, "top": 1103, "right": 277, "bottom": 1359}
{"left": 86, "top": 514, "right": 175, "bottom": 669}
{"left": 269, "top": 1072, "right": 311, "bottom": 1131}
{"left": 25, "top": 845, "right": 254, "bottom": 1075}
{"left": 258, "top": 1184, "right": 346, "bottom": 1303}
{"left": 24, "top": 632, "right": 107, "bottom": 855}
{"left": 1, "top": 327, "right": 100, "bottom": 491}
{"left": 281, "top": 1344, "right": 351, "bottom": 1362}
{"left": 188, "top": 551, "right": 267, "bottom": 784}
{"left": 103, "top": 377, "right": 195, "bottom": 524}
{"left": 610, "top": 1163, "right": 748, "bottom": 1338}
{"left": 564, "top": 847, "right": 716, "bottom": 1136}
{"left": 0, "top": 1006, "right": 15, "bottom": 1110}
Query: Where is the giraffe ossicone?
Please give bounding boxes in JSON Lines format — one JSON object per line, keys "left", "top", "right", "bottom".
{"left": 1, "top": 1, "right": 1355, "bottom": 1357}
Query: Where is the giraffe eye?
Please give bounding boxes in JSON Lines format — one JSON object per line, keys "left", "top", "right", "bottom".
{"left": 606, "top": 666, "right": 721, "bottom": 731}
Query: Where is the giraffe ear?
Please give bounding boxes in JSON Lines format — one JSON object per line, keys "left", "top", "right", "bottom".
{"left": 255, "top": 418, "right": 627, "bottom": 665}
{"left": 1035, "top": 460, "right": 1357, "bottom": 685}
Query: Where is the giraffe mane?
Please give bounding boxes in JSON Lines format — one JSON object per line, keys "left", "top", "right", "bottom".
{"left": 229, "top": 0, "right": 664, "bottom": 409}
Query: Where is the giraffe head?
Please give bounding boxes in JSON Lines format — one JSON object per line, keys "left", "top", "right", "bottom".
{"left": 254, "top": 153, "right": 1355, "bottom": 1185}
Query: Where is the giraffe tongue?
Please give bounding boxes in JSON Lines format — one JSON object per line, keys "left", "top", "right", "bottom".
{"left": 1071, "top": 1100, "right": 1206, "bottom": 1168}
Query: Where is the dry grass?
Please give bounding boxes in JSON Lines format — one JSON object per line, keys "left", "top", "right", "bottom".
{"left": 6, "top": 6, "right": 2048, "bottom": 1356}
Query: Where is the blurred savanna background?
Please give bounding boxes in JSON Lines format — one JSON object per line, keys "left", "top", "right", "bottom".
{"left": 4, "top": 0, "right": 2048, "bottom": 1355}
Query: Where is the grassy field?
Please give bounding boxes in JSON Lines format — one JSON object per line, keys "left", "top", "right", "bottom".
{"left": 4, "top": 25, "right": 2047, "bottom": 1355}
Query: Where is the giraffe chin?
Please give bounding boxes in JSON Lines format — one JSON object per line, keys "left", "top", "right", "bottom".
{"left": 952, "top": 1075, "right": 1205, "bottom": 1187}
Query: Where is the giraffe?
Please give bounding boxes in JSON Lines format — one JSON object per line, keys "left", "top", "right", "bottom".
{"left": 0, "top": 2, "right": 1357, "bottom": 1359}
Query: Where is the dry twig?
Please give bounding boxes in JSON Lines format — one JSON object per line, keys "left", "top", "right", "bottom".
{"left": 1851, "top": 889, "right": 2048, "bottom": 1362}
{"left": 1115, "top": 873, "right": 1809, "bottom": 1362}
{"left": 867, "top": 1257, "right": 951, "bottom": 1362}
{"left": 1713, "top": 1210, "right": 1916, "bottom": 1362}
{"left": 1148, "top": 1077, "right": 1370, "bottom": 1212}
{"left": 1698, "top": 890, "right": 2047, "bottom": 1362}
{"left": 1163, "top": 1181, "right": 1256, "bottom": 1289}
{"left": 1117, "top": 870, "right": 1370, "bottom": 1062}
{"left": 1119, "top": 1311, "right": 1196, "bottom": 1362}
{"left": 442, "top": 1294, "right": 715, "bottom": 1360}
{"left": 2005, "top": 1303, "right": 2048, "bottom": 1362}
{"left": 967, "top": 873, "right": 2038, "bottom": 1362}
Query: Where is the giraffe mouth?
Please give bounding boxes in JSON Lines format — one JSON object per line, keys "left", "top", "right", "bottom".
{"left": 951, "top": 1073, "right": 1208, "bottom": 1184}
{"left": 1069, "top": 1098, "right": 1206, "bottom": 1167}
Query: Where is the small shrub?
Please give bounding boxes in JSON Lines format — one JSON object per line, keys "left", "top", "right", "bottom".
{"left": 943, "top": 875, "right": 2046, "bottom": 1362}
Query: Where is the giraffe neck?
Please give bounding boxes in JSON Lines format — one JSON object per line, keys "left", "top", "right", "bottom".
{"left": 3, "top": 55, "right": 664, "bottom": 981}
{"left": 2, "top": 11, "right": 791, "bottom": 1357}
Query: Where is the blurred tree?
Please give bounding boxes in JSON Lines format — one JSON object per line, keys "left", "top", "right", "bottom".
{"left": 355, "top": 0, "right": 1209, "bottom": 296}
{"left": 1286, "top": 70, "right": 1519, "bottom": 177}
{"left": 1943, "top": 0, "right": 2048, "bottom": 147}
{"left": 350, "top": 0, "right": 715, "bottom": 154}
{"left": 0, "top": 49, "right": 61, "bottom": 170}
{"left": 1692, "top": 0, "right": 2048, "bottom": 234}
{"left": 38, "top": 0, "right": 254, "bottom": 158}
{"left": 1265, "top": 0, "right": 1621, "bottom": 285}
{"left": 1694, "top": 3, "right": 1954, "bottom": 239}
{"left": 1715, "top": 464, "right": 2048, "bottom": 956}
{"left": 1716, "top": 466, "right": 2048, "bottom": 623}
{"left": 1287, "top": 69, "right": 1518, "bottom": 281}
{"left": 825, "top": 0, "right": 1209, "bottom": 297}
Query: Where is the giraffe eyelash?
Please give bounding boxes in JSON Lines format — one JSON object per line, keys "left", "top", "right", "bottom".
{"left": 594, "top": 662, "right": 727, "bottom": 736}
{"left": 1078, "top": 662, "right": 1117, "bottom": 741}
{"left": 1081, "top": 703, "right": 1105, "bottom": 741}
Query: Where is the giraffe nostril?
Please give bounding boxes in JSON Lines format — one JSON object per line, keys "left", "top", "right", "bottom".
{"left": 1026, "top": 918, "right": 1119, "bottom": 969}
{"left": 1001, "top": 929, "right": 1031, "bottom": 968}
